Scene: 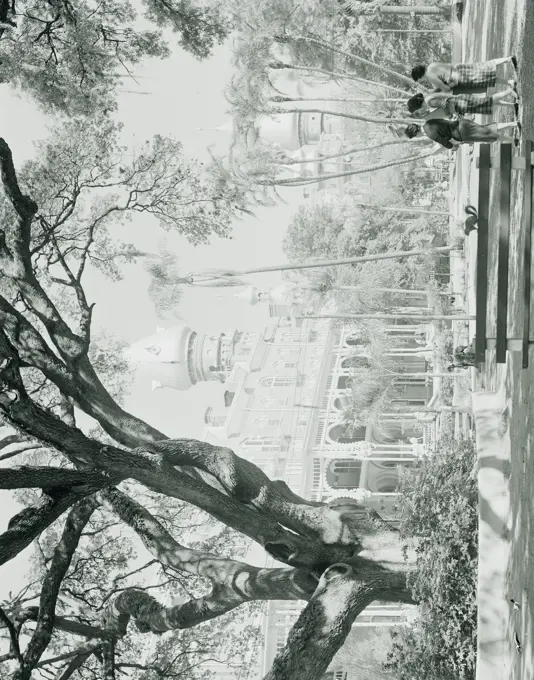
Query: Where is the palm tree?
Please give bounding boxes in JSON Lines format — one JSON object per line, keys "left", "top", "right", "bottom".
{"left": 259, "top": 147, "right": 442, "bottom": 187}
{"left": 340, "top": 1, "right": 450, "bottom": 16}
{"left": 352, "top": 203, "right": 451, "bottom": 216}
{"left": 274, "top": 137, "right": 431, "bottom": 166}
{"left": 301, "top": 312, "right": 474, "bottom": 321}
{"left": 273, "top": 33, "right": 419, "bottom": 89}
{"left": 269, "top": 96, "right": 408, "bottom": 104}
{"left": 181, "top": 245, "right": 457, "bottom": 287}
{"left": 269, "top": 105, "right": 418, "bottom": 126}
{"left": 269, "top": 62, "right": 412, "bottom": 97}
{"left": 277, "top": 139, "right": 433, "bottom": 168}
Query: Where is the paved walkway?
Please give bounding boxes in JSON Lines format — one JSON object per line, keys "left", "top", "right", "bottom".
{"left": 456, "top": 0, "right": 534, "bottom": 677}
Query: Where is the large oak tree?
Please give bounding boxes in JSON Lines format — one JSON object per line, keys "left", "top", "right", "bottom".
{"left": 0, "top": 121, "right": 417, "bottom": 680}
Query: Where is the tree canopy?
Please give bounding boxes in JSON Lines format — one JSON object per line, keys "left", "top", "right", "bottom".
{"left": 0, "top": 0, "right": 230, "bottom": 113}
{"left": 282, "top": 197, "right": 446, "bottom": 276}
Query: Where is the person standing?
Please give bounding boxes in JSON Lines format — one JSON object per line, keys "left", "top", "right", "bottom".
{"left": 407, "top": 88, "right": 518, "bottom": 117}
{"left": 410, "top": 57, "right": 517, "bottom": 93}
{"left": 404, "top": 119, "right": 520, "bottom": 149}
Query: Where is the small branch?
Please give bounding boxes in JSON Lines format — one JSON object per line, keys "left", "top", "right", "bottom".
{"left": 14, "top": 608, "right": 107, "bottom": 639}
{"left": 35, "top": 640, "right": 102, "bottom": 669}
{"left": 0, "top": 444, "right": 44, "bottom": 462}
{"left": 0, "top": 433, "right": 27, "bottom": 450}
{"left": 19, "top": 498, "right": 99, "bottom": 677}
{"left": 0, "top": 604, "right": 24, "bottom": 667}
{"left": 55, "top": 650, "right": 94, "bottom": 680}
{"left": 101, "top": 640, "right": 116, "bottom": 680}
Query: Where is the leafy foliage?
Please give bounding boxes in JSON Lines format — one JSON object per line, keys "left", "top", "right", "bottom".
{"left": 7, "top": 485, "right": 263, "bottom": 679}
{"left": 142, "top": 0, "right": 231, "bottom": 60}
{"left": 282, "top": 195, "right": 446, "bottom": 290}
{"left": 386, "top": 437, "right": 478, "bottom": 680}
{"left": 0, "top": 0, "right": 230, "bottom": 113}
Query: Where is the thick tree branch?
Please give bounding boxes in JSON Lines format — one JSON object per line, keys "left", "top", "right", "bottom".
{"left": 99, "top": 488, "right": 317, "bottom": 629}
{"left": 0, "top": 138, "right": 38, "bottom": 266}
{"left": 14, "top": 497, "right": 98, "bottom": 680}
{"left": 0, "top": 604, "right": 24, "bottom": 668}
{"left": 0, "top": 466, "right": 116, "bottom": 490}
{"left": 262, "top": 564, "right": 410, "bottom": 680}
{"left": 55, "top": 650, "right": 95, "bottom": 680}
{"left": 1, "top": 486, "right": 113, "bottom": 568}
{"left": 0, "top": 433, "right": 28, "bottom": 450}
{"left": 0, "top": 349, "right": 356, "bottom": 569}
{"left": 0, "top": 294, "right": 167, "bottom": 448}
{"left": 101, "top": 640, "right": 116, "bottom": 680}
{"left": 101, "top": 560, "right": 412, "bottom": 679}
{"left": 35, "top": 639, "right": 103, "bottom": 669}
{"left": 137, "top": 439, "right": 373, "bottom": 546}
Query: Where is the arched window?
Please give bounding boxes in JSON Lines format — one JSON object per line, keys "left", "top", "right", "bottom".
{"left": 326, "top": 459, "right": 362, "bottom": 489}
{"left": 328, "top": 424, "right": 366, "bottom": 444}
{"left": 242, "top": 437, "right": 280, "bottom": 451}
{"left": 377, "top": 482, "right": 398, "bottom": 493}
{"left": 341, "top": 356, "right": 370, "bottom": 371}
{"left": 345, "top": 334, "right": 365, "bottom": 347}
{"left": 260, "top": 376, "right": 295, "bottom": 388}
{"left": 337, "top": 376, "right": 353, "bottom": 390}
{"left": 333, "top": 395, "right": 352, "bottom": 411}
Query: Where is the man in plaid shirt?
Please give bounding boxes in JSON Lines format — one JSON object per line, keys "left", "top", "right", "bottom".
{"left": 411, "top": 56, "right": 517, "bottom": 93}
{"left": 407, "top": 87, "right": 518, "bottom": 117}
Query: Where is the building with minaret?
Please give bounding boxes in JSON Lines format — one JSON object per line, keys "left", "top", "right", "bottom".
{"left": 125, "top": 313, "right": 436, "bottom": 510}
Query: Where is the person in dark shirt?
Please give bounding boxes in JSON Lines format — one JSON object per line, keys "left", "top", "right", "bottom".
{"left": 404, "top": 118, "right": 519, "bottom": 148}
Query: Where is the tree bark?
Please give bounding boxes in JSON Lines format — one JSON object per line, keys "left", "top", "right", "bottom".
{"left": 262, "top": 562, "right": 411, "bottom": 680}
{"left": 0, "top": 466, "right": 116, "bottom": 490}
{"left": 13, "top": 498, "right": 98, "bottom": 680}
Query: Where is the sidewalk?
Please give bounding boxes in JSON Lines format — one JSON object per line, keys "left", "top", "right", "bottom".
{"left": 472, "top": 387, "right": 513, "bottom": 680}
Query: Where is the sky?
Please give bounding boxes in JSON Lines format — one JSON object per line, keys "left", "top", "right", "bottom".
{"left": 0, "top": 39, "right": 304, "bottom": 598}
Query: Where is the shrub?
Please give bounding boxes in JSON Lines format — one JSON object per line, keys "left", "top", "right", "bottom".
{"left": 385, "top": 437, "right": 478, "bottom": 680}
